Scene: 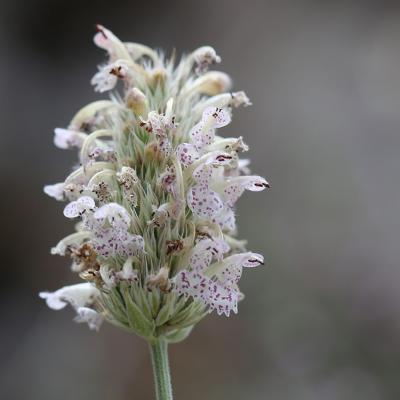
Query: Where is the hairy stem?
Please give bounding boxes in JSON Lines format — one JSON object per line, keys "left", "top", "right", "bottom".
{"left": 149, "top": 339, "right": 173, "bottom": 400}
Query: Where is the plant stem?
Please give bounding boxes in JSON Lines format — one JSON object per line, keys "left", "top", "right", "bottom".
{"left": 149, "top": 339, "right": 173, "bottom": 400}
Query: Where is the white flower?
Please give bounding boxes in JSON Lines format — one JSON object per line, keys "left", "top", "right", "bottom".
{"left": 189, "top": 107, "right": 231, "bottom": 150}
{"left": 74, "top": 307, "right": 103, "bottom": 331}
{"left": 93, "top": 25, "right": 119, "bottom": 55}
{"left": 187, "top": 153, "right": 234, "bottom": 219}
{"left": 50, "top": 232, "right": 92, "bottom": 256}
{"left": 94, "top": 203, "right": 131, "bottom": 229}
{"left": 44, "top": 182, "right": 65, "bottom": 201}
{"left": 39, "top": 282, "right": 100, "bottom": 310}
{"left": 231, "top": 91, "right": 252, "bottom": 108}
{"left": 192, "top": 46, "right": 221, "bottom": 74}
{"left": 91, "top": 60, "right": 129, "bottom": 92}
{"left": 208, "top": 136, "right": 249, "bottom": 153}
{"left": 90, "top": 203, "right": 145, "bottom": 258}
{"left": 222, "top": 176, "right": 270, "bottom": 207}
{"left": 54, "top": 128, "right": 86, "bottom": 149}
{"left": 93, "top": 25, "right": 131, "bottom": 61}
{"left": 176, "top": 143, "right": 200, "bottom": 168}
{"left": 63, "top": 196, "right": 96, "bottom": 218}
{"left": 188, "top": 238, "right": 230, "bottom": 271}
{"left": 174, "top": 249, "right": 263, "bottom": 316}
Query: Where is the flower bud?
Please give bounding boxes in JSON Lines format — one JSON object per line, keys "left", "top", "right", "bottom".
{"left": 125, "top": 87, "right": 149, "bottom": 116}
{"left": 184, "top": 71, "right": 232, "bottom": 97}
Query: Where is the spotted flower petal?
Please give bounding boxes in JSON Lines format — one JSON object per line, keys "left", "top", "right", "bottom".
{"left": 189, "top": 107, "right": 231, "bottom": 150}
{"left": 63, "top": 196, "right": 96, "bottom": 218}
{"left": 211, "top": 252, "right": 264, "bottom": 287}
{"left": 174, "top": 270, "right": 239, "bottom": 317}
{"left": 189, "top": 238, "right": 230, "bottom": 273}
{"left": 176, "top": 143, "right": 199, "bottom": 167}
{"left": 223, "top": 176, "right": 269, "bottom": 207}
{"left": 187, "top": 185, "right": 224, "bottom": 219}
{"left": 91, "top": 60, "right": 129, "bottom": 93}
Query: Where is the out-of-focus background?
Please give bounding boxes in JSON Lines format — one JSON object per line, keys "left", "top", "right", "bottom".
{"left": 1, "top": 0, "right": 400, "bottom": 399}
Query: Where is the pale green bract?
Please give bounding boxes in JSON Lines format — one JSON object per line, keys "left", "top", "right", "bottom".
{"left": 40, "top": 25, "right": 269, "bottom": 342}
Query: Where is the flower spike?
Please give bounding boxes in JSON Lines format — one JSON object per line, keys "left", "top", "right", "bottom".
{"left": 40, "top": 27, "right": 269, "bottom": 340}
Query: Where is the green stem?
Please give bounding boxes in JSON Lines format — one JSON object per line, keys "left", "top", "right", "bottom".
{"left": 149, "top": 339, "right": 173, "bottom": 400}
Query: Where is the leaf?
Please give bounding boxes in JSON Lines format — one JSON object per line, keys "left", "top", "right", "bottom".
{"left": 123, "top": 288, "right": 154, "bottom": 339}
{"left": 165, "top": 326, "right": 194, "bottom": 344}
{"left": 155, "top": 299, "right": 174, "bottom": 327}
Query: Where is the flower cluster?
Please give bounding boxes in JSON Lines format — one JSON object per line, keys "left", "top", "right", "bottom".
{"left": 40, "top": 26, "right": 268, "bottom": 340}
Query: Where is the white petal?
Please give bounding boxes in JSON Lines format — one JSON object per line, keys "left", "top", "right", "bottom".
{"left": 39, "top": 291, "right": 67, "bottom": 310}
{"left": 93, "top": 25, "right": 131, "bottom": 61}
{"left": 223, "top": 176, "right": 269, "bottom": 206}
{"left": 176, "top": 143, "right": 199, "bottom": 168}
{"left": 39, "top": 283, "right": 100, "bottom": 311}
{"left": 63, "top": 196, "right": 95, "bottom": 219}
{"left": 92, "top": 230, "right": 144, "bottom": 258}
{"left": 213, "top": 252, "right": 264, "bottom": 287}
{"left": 51, "top": 232, "right": 92, "bottom": 256}
{"left": 94, "top": 203, "right": 131, "bottom": 229}
{"left": 193, "top": 46, "right": 221, "bottom": 73}
{"left": 202, "top": 107, "right": 231, "bottom": 128}
{"left": 63, "top": 201, "right": 79, "bottom": 218}
{"left": 208, "top": 281, "right": 239, "bottom": 317}
{"left": 174, "top": 270, "right": 238, "bottom": 317}
{"left": 174, "top": 270, "right": 209, "bottom": 300}
{"left": 231, "top": 91, "right": 252, "bottom": 108}
{"left": 187, "top": 185, "right": 224, "bottom": 219}
{"left": 77, "top": 196, "right": 96, "bottom": 210}
{"left": 189, "top": 120, "right": 215, "bottom": 149}
{"left": 189, "top": 238, "right": 230, "bottom": 272}
{"left": 193, "top": 153, "right": 233, "bottom": 184}
{"left": 91, "top": 69, "right": 118, "bottom": 93}
{"left": 44, "top": 183, "right": 65, "bottom": 201}
{"left": 189, "top": 107, "right": 231, "bottom": 150}
{"left": 94, "top": 25, "right": 115, "bottom": 52}
{"left": 213, "top": 207, "right": 236, "bottom": 233}
{"left": 54, "top": 128, "right": 85, "bottom": 149}
{"left": 192, "top": 163, "right": 213, "bottom": 187}
{"left": 91, "top": 60, "right": 129, "bottom": 93}
{"left": 189, "top": 241, "right": 213, "bottom": 272}
{"left": 74, "top": 307, "right": 103, "bottom": 331}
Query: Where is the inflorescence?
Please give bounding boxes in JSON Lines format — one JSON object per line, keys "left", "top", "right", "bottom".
{"left": 40, "top": 25, "right": 269, "bottom": 341}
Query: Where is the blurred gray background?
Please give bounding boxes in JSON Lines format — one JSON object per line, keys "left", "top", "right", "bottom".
{"left": 1, "top": 0, "right": 400, "bottom": 399}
